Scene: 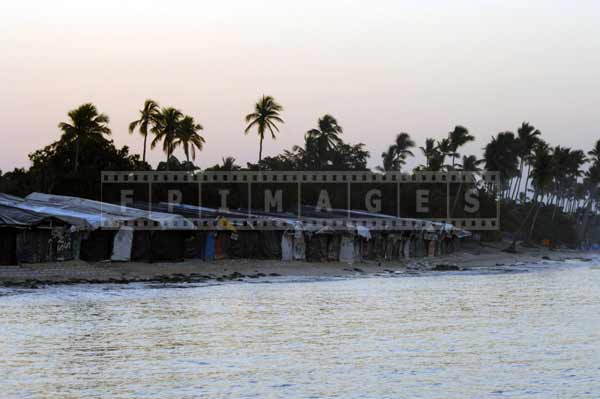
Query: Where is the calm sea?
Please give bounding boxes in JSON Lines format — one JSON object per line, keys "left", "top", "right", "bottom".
{"left": 1, "top": 258, "right": 600, "bottom": 398}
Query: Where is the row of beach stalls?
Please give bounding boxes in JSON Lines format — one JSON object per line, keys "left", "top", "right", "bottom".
{"left": 0, "top": 193, "right": 194, "bottom": 265}
{"left": 0, "top": 192, "right": 470, "bottom": 265}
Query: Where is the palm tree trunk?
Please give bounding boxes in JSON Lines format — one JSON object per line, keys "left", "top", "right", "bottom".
{"left": 524, "top": 163, "right": 531, "bottom": 202}
{"left": 142, "top": 134, "right": 147, "bottom": 163}
{"left": 569, "top": 199, "right": 575, "bottom": 214}
{"left": 319, "top": 147, "right": 324, "bottom": 171}
{"left": 505, "top": 178, "right": 514, "bottom": 200}
{"left": 577, "top": 189, "right": 597, "bottom": 245}
{"left": 528, "top": 197, "right": 541, "bottom": 242}
{"left": 258, "top": 136, "right": 263, "bottom": 165}
{"left": 74, "top": 139, "right": 80, "bottom": 173}
{"left": 512, "top": 159, "right": 524, "bottom": 201}
{"left": 166, "top": 145, "right": 171, "bottom": 171}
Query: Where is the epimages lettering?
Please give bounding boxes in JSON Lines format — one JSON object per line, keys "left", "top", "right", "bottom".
{"left": 102, "top": 171, "right": 499, "bottom": 230}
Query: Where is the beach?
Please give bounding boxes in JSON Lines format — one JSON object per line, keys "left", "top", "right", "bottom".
{"left": 0, "top": 241, "right": 590, "bottom": 287}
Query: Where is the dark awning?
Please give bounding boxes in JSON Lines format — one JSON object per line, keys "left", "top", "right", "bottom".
{"left": 0, "top": 204, "right": 60, "bottom": 228}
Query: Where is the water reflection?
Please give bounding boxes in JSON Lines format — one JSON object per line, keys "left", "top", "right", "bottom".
{"left": 1, "top": 263, "right": 600, "bottom": 398}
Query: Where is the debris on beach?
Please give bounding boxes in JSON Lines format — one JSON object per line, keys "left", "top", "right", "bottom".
{"left": 431, "top": 264, "right": 461, "bottom": 271}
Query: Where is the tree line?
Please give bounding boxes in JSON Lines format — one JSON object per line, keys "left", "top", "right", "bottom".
{"left": 1, "top": 95, "right": 599, "bottom": 245}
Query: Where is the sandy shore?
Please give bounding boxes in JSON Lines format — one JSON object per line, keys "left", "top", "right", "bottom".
{"left": 0, "top": 241, "right": 592, "bottom": 288}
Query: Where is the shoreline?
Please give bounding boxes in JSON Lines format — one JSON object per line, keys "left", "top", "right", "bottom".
{"left": 0, "top": 242, "right": 594, "bottom": 289}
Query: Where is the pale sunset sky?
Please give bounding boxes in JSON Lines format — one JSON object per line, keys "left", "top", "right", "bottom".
{"left": 1, "top": 0, "right": 599, "bottom": 171}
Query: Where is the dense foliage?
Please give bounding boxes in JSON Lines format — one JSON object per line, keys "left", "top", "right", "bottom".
{"left": 1, "top": 135, "right": 147, "bottom": 199}
{"left": 1, "top": 100, "right": 599, "bottom": 246}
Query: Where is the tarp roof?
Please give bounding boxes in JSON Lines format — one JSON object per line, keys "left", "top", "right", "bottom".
{"left": 26, "top": 193, "right": 195, "bottom": 230}
{"left": 301, "top": 206, "right": 470, "bottom": 235}
{"left": 133, "top": 202, "right": 300, "bottom": 231}
{"left": 0, "top": 204, "right": 62, "bottom": 228}
{"left": 131, "top": 202, "right": 469, "bottom": 237}
{"left": 0, "top": 193, "right": 90, "bottom": 229}
{"left": 0, "top": 193, "right": 194, "bottom": 231}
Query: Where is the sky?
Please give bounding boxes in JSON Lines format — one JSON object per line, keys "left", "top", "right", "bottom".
{"left": 1, "top": 0, "right": 599, "bottom": 171}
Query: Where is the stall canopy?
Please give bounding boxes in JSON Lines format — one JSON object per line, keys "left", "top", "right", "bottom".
{"left": 0, "top": 193, "right": 89, "bottom": 229}
{"left": 0, "top": 203, "right": 60, "bottom": 228}
{"left": 0, "top": 203, "right": 74, "bottom": 264}
{"left": 0, "top": 193, "right": 196, "bottom": 263}
{"left": 26, "top": 193, "right": 195, "bottom": 230}
{"left": 25, "top": 193, "right": 196, "bottom": 262}
{"left": 0, "top": 193, "right": 195, "bottom": 231}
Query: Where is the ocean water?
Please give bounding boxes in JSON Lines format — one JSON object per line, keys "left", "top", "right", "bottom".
{"left": 1, "top": 259, "right": 600, "bottom": 398}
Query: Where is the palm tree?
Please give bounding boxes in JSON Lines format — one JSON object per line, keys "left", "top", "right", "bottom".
{"left": 244, "top": 95, "right": 284, "bottom": 165}
{"left": 588, "top": 139, "right": 600, "bottom": 164}
{"left": 448, "top": 125, "right": 474, "bottom": 168}
{"left": 513, "top": 122, "right": 541, "bottom": 200}
{"left": 579, "top": 153, "right": 600, "bottom": 243}
{"left": 530, "top": 141, "right": 552, "bottom": 194}
{"left": 459, "top": 155, "right": 484, "bottom": 172}
{"left": 433, "top": 138, "right": 452, "bottom": 170}
{"left": 377, "top": 145, "right": 400, "bottom": 172}
{"left": 427, "top": 150, "right": 446, "bottom": 171}
{"left": 221, "top": 156, "right": 241, "bottom": 171}
{"left": 549, "top": 147, "right": 586, "bottom": 217}
{"left": 129, "top": 99, "right": 160, "bottom": 163}
{"left": 58, "top": 103, "right": 111, "bottom": 172}
{"left": 306, "top": 114, "right": 344, "bottom": 170}
{"left": 394, "top": 132, "right": 415, "bottom": 163}
{"left": 173, "top": 116, "right": 205, "bottom": 164}
{"left": 450, "top": 155, "right": 484, "bottom": 215}
{"left": 420, "top": 138, "right": 437, "bottom": 169}
{"left": 151, "top": 107, "right": 184, "bottom": 164}
{"left": 377, "top": 132, "right": 415, "bottom": 172}
{"left": 566, "top": 150, "right": 588, "bottom": 206}
{"left": 207, "top": 156, "right": 242, "bottom": 171}
{"left": 528, "top": 143, "right": 554, "bottom": 240}
{"left": 567, "top": 150, "right": 586, "bottom": 179}
{"left": 484, "top": 132, "right": 520, "bottom": 198}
